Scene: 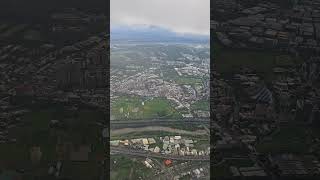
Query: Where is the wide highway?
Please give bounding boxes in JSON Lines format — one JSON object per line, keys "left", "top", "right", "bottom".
{"left": 110, "top": 118, "right": 210, "bottom": 128}
{"left": 111, "top": 147, "right": 210, "bottom": 161}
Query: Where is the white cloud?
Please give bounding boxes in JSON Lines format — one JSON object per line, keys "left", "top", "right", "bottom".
{"left": 111, "top": 0, "right": 210, "bottom": 35}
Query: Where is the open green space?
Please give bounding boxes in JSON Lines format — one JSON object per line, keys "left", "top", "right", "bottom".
{"left": 111, "top": 130, "right": 208, "bottom": 141}
{"left": 194, "top": 139, "right": 211, "bottom": 150}
{"left": 174, "top": 76, "right": 203, "bottom": 85}
{"left": 161, "top": 67, "right": 180, "bottom": 79}
{"left": 111, "top": 96, "right": 181, "bottom": 120}
{"left": 164, "top": 123, "right": 205, "bottom": 131}
{"left": 162, "top": 68, "right": 203, "bottom": 86}
{"left": 110, "top": 155, "right": 153, "bottom": 180}
{"left": 176, "top": 107, "right": 190, "bottom": 114}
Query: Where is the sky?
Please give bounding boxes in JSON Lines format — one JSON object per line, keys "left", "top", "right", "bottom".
{"left": 111, "top": 0, "right": 210, "bottom": 36}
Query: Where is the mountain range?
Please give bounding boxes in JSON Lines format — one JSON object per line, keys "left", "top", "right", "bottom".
{"left": 111, "top": 25, "right": 209, "bottom": 44}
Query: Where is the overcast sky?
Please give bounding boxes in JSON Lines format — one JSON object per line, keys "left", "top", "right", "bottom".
{"left": 111, "top": 0, "right": 210, "bottom": 36}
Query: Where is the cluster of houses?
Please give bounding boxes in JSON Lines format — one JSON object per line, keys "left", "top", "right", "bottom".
{"left": 142, "top": 158, "right": 209, "bottom": 179}
{"left": 174, "top": 167, "right": 208, "bottom": 180}
{"left": 110, "top": 135, "right": 210, "bottom": 156}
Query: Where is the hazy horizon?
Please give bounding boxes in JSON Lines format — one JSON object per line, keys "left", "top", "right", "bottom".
{"left": 111, "top": 0, "right": 210, "bottom": 36}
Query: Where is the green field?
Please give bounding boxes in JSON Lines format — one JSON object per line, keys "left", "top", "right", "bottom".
{"left": 111, "top": 96, "right": 181, "bottom": 120}
{"left": 110, "top": 155, "right": 153, "bottom": 180}
{"left": 161, "top": 66, "right": 205, "bottom": 86}
{"left": 111, "top": 130, "right": 208, "bottom": 141}
{"left": 111, "top": 131, "right": 180, "bottom": 140}
{"left": 174, "top": 76, "right": 203, "bottom": 85}
{"left": 162, "top": 70, "right": 203, "bottom": 86}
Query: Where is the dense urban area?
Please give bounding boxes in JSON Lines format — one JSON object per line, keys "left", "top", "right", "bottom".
{"left": 212, "top": 0, "right": 320, "bottom": 180}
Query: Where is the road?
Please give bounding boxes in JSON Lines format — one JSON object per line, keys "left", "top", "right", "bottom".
{"left": 111, "top": 147, "right": 210, "bottom": 161}
{"left": 111, "top": 126, "right": 208, "bottom": 136}
{"left": 111, "top": 118, "right": 210, "bottom": 124}
{"left": 110, "top": 118, "right": 210, "bottom": 129}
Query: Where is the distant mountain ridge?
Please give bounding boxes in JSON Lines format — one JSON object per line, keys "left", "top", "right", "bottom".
{"left": 111, "top": 25, "right": 209, "bottom": 43}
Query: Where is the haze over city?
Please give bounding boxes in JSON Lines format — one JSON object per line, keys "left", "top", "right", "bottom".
{"left": 111, "top": 0, "right": 210, "bottom": 36}
{"left": 110, "top": 0, "right": 210, "bottom": 179}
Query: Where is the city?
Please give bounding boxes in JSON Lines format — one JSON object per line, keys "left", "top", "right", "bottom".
{"left": 110, "top": 0, "right": 210, "bottom": 179}
{"left": 110, "top": 36, "right": 210, "bottom": 180}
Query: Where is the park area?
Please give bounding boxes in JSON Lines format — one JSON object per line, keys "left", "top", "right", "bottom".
{"left": 111, "top": 96, "right": 181, "bottom": 120}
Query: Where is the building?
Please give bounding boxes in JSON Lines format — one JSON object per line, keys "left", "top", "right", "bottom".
{"left": 164, "top": 159, "right": 172, "bottom": 166}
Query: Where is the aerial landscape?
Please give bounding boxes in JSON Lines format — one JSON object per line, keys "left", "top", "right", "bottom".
{"left": 110, "top": 0, "right": 210, "bottom": 179}
{"left": 2, "top": 0, "right": 320, "bottom": 179}
{"left": 212, "top": 0, "right": 320, "bottom": 179}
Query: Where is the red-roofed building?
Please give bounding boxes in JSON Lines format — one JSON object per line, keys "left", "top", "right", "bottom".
{"left": 164, "top": 159, "right": 172, "bottom": 166}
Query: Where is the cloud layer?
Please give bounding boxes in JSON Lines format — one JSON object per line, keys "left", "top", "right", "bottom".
{"left": 111, "top": 0, "right": 210, "bottom": 35}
